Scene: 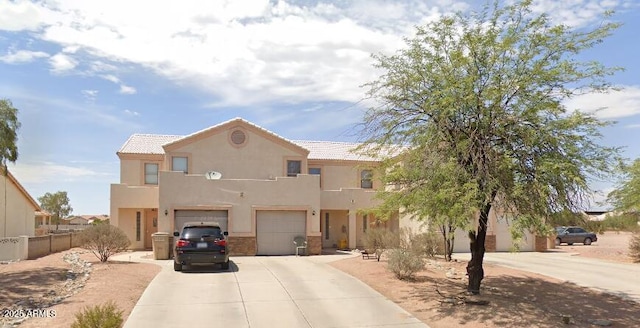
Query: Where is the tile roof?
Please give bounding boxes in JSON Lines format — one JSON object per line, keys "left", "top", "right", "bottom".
{"left": 118, "top": 134, "right": 182, "bottom": 154}
{"left": 116, "top": 118, "right": 393, "bottom": 162}
{"left": 292, "top": 140, "right": 380, "bottom": 162}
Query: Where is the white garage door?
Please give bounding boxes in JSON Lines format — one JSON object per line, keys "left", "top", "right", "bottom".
{"left": 174, "top": 210, "right": 228, "bottom": 233}
{"left": 256, "top": 210, "right": 306, "bottom": 255}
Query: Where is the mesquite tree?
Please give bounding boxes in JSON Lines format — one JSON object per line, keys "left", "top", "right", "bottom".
{"left": 360, "top": 0, "right": 620, "bottom": 294}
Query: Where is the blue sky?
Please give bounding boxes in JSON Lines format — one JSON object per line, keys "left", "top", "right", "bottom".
{"left": 1, "top": 0, "right": 639, "bottom": 215}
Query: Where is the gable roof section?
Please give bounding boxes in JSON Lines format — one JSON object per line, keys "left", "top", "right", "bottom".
{"left": 292, "top": 140, "right": 381, "bottom": 162}
{"left": 115, "top": 118, "right": 398, "bottom": 163}
{"left": 118, "top": 134, "right": 182, "bottom": 155}
{"left": 3, "top": 169, "right": 41, "bottom": 210}
{"left": 162, "top": 117, "right": 309, "bottom": 155}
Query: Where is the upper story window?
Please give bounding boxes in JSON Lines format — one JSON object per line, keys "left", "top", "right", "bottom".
{"left": 144, "top": 163, "right": 159, "bottom": 185}
{"left": 172, "top": 156, "right": 188, "bottom": 173}
{"left": 361, "top": 169, "right": 373, "bottom": 189}
{"left": 287, "top": 160, "right": 301, "bottom": 177}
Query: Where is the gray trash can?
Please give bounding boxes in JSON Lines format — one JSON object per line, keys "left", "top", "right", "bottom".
{"left": 152, "top": 232, "right": 170, "bottom": 260}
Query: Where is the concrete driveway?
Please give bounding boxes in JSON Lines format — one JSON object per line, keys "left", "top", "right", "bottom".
{"left": 116, "top": 253, "right": 428, "bottom": 328}
{"left": 453, "top": 252, "right": 640, "bottom": 303}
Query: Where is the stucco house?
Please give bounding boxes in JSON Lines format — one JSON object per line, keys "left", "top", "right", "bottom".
{"left": 0, "top": 169, "right": 39, "bottom": 237}
{"left": 111, "top": 118, "right": 396, "bottom": 255}
{"left": 111, "top": 118, "right": 542, "bottom": 255}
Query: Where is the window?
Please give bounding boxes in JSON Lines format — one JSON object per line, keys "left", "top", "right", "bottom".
{"left": 144, "top": 163, "right": 159, "bottom": 185}
{"left": 287, "top": 160, "right": 301, "bottom": 177}
{"left": 136, "top": 211, "right": 141, "bottom": 242}
{"left": 172, "top": 156, "right": 188, "bottom": 173}
{"left": 325, "top": 213, "right": 330, "bottom": 240}
{"left": 363, "top": 214, "right": 368, "bottom": 232}
{"left": 309, "top": 167, "right": 321, "bottom": 187}
{"left": 361, "top": 169, "right": 373, "bottom": 189}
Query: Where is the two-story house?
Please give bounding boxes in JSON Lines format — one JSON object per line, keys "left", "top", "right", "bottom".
{"left": 110, "top": 118, "right": 398, "bottom": 255}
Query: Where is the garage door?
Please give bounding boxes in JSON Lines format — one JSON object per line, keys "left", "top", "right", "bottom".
{"left": 174, "top": 210, "right": 228, "bottom": 233}
{"left": 256, "top": 210, "right": 306, "bottom": 255}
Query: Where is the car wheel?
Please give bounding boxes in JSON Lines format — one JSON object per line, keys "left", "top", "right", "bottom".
{"left": 221, "top": 261, "right": 230, "bottom": 270}
{"left": 584, "top": 238, "right": 592, "bottom": 245}
{"left": 555, "top": 237, "right": 561, "bottom": 246}
{"left": 173, "top": 261, "right": 182, "bottom": 271}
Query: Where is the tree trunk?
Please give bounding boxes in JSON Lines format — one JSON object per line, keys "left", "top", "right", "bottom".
{"left": 440, "top": 224, "right": 451, "bottom": 261}
{"left": 448, "top": 224, "right": 455, "bottom": 261}
{"left": 466, "top": 201, "right": 492, "bottom": 294}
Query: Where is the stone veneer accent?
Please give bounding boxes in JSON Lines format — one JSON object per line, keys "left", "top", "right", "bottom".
{"left": 535, "top": 235, "right": 548, "bottom": 252}
{"left": 307, "top": 235, "right": 321, "bottom": 255}
{"left": 228, "top": 236, "right": 256, "bottom": 256}
{"left": 484, "top": 234, "right": 497, "bottom": 252}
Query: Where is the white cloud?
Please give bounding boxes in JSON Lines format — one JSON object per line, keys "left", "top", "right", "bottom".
{"left": 81, "top": 89, "right": 98, "bottom": 102}
{"left": 3, "top": 0, "right": 632, "bottom": 107}
{"left": 49, "top": 53, "right": 78, "bottom": 73}
{"left": 0, "top": 49, "right": 49, "bottom": 64}
{"left": 19, "top": 0, "right": 452, "bottom": 106}
{"left": 8, "top": 162, "right": 110, "bottom": 184}
{"left": 528, "top": 0, "right": 632, "bottom": 27}
{"left": 0, "top": 0, "right": 53, "bottom": 31}
{"left": 124, "top": 109, "right": 140, "bottom": 116}
{"left": 564, "top": 86, "right": 640, "bottom": 119}
{"left": 119, "top": 85, "right": 136, "bottom": 95}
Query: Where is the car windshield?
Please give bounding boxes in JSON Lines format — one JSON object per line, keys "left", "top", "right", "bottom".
{"left": 555, "top": 227, "right": 566, "bottom": 234}
{"left": 182, "top": 226, "right": 223, "bottom": 239}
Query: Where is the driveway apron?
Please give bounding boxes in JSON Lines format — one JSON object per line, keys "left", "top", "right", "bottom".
{"left": 121, "top": 254, "right": 428, "bottom": 328}
{"left": 453, "top": 252, "right": 640, "bottom": 303}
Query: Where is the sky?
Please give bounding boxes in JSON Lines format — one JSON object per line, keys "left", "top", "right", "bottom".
{"left": 1, "top": 0, "right": 639, "bottom": 215}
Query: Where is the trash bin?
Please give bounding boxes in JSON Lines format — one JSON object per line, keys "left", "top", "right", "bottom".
{"left": 152, "top": 232, "right": 170, "bottom": 260}
{"left": 338, "top": 238, "right": 348, "bottom": 250}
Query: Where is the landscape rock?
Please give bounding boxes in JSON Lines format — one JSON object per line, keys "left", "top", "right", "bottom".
{"left": 0, "top": 250, "right": 92, "bottom": 327}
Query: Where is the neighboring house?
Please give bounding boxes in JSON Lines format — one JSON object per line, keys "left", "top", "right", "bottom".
{"left": 0, "top": 169, "right": 39, "bottom": 237}
{"left": 110, "top": 118, "right": 543, "bottom": 254}
{"left": 111, "top": 118, "right": 395, "bottom": 254}
{"left": 583, "top": 210, "right": 611, "bottom": 222}
{"left": 35, "top": 210, "right": 52, "bottom": 226}
{"left": 63, "top": 216, "right": 90, "bottom": 225}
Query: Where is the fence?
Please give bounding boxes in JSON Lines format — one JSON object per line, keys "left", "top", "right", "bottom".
{"left": 0, "top": 232, "right": 82, "bottom": 261}
{"left": 38, "top": 224, "right": 92, "bottom": 231}
{"left": 0, "top": 236, "right": 28, "bottom": 262}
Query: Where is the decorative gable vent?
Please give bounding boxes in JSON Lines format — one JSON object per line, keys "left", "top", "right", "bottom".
{"left": 230, "top": 129, "right": 247, "bottom": 146}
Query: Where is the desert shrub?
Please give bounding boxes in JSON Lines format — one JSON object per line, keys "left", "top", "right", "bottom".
{"left": 584, "top": 220, "right": 605, "bottom": 234}
{"left": 78, "top": 224, "right": 130, "bottom": 262}
{"left": 362, "top": 227, "right": 399, "bottom": 261}
{"left": 71, "top": 301, "right": 123, "bottom": 328}
{"left": 387, "top": 248, "right": 425, "bottom": 280}
{"left": 397, "top": 228, "right": 442, "bottom": 258}
{"left": 602, "top": 213, "right": 640, "bottom": 232}
{"left": 629, "top": 233, "right": 640, "bottom": 263}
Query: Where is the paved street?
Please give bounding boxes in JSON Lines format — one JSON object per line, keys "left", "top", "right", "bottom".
{"left": 453, "top": 252, "right": 640, "bottom": 303}
{"left": 115, "top": 253, "right": 428, "bottom": 328}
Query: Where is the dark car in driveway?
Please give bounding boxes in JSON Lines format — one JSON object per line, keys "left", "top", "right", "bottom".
{"left": 173, "top": 221, "right": 229, "bottom": 271}
{"left": 555, "top": 226, "right": 597, "bottom": 246}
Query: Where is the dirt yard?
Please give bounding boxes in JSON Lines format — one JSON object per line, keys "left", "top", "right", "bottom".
{"left": 0, "top": 249, "right": 160, "bottom": 328}
{"left": 1, "top": 232, "right": 637, "bottom": 327}
{"left": 330, "top": 231, "right": 640, "bottom": 327}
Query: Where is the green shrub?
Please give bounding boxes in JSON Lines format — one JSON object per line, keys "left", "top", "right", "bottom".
{"left": 78, "top": 224, "right": 130, "bottom": 262}
{"left": 409, "top": 230, "right": 443, "bottom": 258}
{"left": 71, "top": 301, "right": 123, "bottom": 328}
{"left": 602, "top": 213, "right": 640, "bottom": 232}
{"left": 629, "top": 233, "right": 640, "bottom": 263}
{"left": 362, "top": 227, "right": 399, "bottom": 261}
{"left": 387, "top": 248, "right": 424, "bottom": 280}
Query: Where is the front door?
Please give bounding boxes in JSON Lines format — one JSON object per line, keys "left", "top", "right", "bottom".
{"left": 144, "top": 209, "right": 158, "bottom": 249}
